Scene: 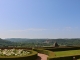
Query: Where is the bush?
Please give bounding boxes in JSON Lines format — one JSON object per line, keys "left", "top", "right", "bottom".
{"left": 34, "top": 49, "right": 49, "bottom": 55}
{"left": 44, "top": 46, "right": 80, "bottom": 52}
{"left": 0, "top": 50, "right": 37, "bottom": 60}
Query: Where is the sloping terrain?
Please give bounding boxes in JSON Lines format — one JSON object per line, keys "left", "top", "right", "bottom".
{"left": 0, "top": 38, "right": 15, "bottom": 47}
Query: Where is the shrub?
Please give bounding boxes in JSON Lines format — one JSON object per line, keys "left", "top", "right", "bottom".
{"left": 44, "top": 46, "right": 80, "bottom": 52}
{"left": 0, "top": 50, "right": 37, "bottom": 60}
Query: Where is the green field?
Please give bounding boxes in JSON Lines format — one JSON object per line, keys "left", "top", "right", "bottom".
{"left": 54, "top": 50, "right": 80, "bottom": 57}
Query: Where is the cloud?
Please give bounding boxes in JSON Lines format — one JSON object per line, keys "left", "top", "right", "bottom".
{"left": 9, "top": 28, "right": 47, "bottom": 32}
{"left": 52, "top": 27, "right": 79, "bottom": 31}
{"left": 53, "top": 28, "right": 59, "bottom": 30}
{"left": 64, "top": 27, "right": 72, "bottom": 31}
{"left": 52, "top": 27, "right": 72, "bottom": 31}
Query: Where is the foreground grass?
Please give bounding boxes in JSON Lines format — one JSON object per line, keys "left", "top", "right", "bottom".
{"left": 54, "top": 50, "right": 80, "bottom": 57}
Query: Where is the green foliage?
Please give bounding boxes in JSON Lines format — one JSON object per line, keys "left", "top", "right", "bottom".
{"left": 0, "top": 50, "right": 37, "bottom": 60}
{"left": 47, "top": 49, "right": 80, "bottom": 60}
{"left": 2, "top": 38, "right": 80, "bottom": 47}
{"left": 33, "top": 49, "right": 48, "bottom": 54}
{"left": 0, "top": 38, "right": 15, "bottom": 47}
{"left": 34, "top": 48, "right": 80, "bottom": 60}
{"left": 44, "top": 46, "right": 80, "bottom": 51}
{"left": 48, "top": 55, "right": 80, "bottom": 60}
{"left": 47, "top": 51, "right": 55, "bottom": 60}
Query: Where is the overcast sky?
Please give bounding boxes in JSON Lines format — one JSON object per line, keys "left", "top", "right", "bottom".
{"left": 0, "top": 0, "right": 80, "bottom": 39}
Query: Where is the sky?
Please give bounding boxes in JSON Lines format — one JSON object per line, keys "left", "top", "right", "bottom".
{"left": 0, "top": 0, "right": 80, "bottom": 39}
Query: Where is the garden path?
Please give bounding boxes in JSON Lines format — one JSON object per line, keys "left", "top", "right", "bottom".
{"left": 36, "top": 53, "right": 48, "bottom": 60}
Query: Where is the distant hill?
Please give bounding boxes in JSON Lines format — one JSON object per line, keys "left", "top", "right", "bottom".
{"left": 5, "top": 38, "right": 47, "bottom": 43}
{"left": 5, "top": 38, "right": 29, "bottom": 42}
{"left": 5, "top": 38, "right": 80, "bottom": 46}
{"left": 0, "top": 38, "right": 15, "bottom": 47}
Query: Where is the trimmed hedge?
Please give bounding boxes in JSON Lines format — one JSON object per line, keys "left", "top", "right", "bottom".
{"left": 48, "top": 54, "right": 80, "bottom": 60}
{"left": 34, "top": 49, "right": 49, "bottom": 55}
{"left": 0, "top": 47, "right": 32, "bottom": 50}
{"left": 44, "top": 46, "right": 80, "bottom": 51}
{"left": 33, "top": 49, "right": 55, "bottom": 60}
{"left": 47, "top": 51, "right": 55, "bottom": 60}
{"left": 0, "top": 50, "right": 37, "bottom": 60}
{"left": 47, "top": 50, "right": 80, "bottom": 60}
{"left": 34, "top": 48, "right": 80, "bottom": 60}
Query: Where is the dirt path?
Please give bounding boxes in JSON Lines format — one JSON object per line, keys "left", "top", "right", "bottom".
{"left": 36, "top": 53, "right": 48, "bottom": 60}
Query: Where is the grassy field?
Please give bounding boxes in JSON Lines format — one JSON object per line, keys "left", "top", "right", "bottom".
{"left": 54, "top": 50, "right": 80, "bottom": 57}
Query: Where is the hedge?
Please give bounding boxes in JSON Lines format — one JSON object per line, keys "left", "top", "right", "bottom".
{"left": 48, "top": 54, "right": 80, "bottom": 60}
{"left": 33, "top": 49, "right": 49, "bottom": 55}
{"left": 47, "top": 50, "right": 80, "bottom": 60}
{"left": 33, "top": 49, "right": 55, "bottom": 60}
{"left": 34, "top": 48, "right": 80, "bottom": 60}
{"left": 0, "top": 50, "right": 37, "bottom": 60}
{"left": 44, "top": 46, "right": 80, "bottom": 52}
{"left": 0, "top": 47, "right": 32, "bottom": 50}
